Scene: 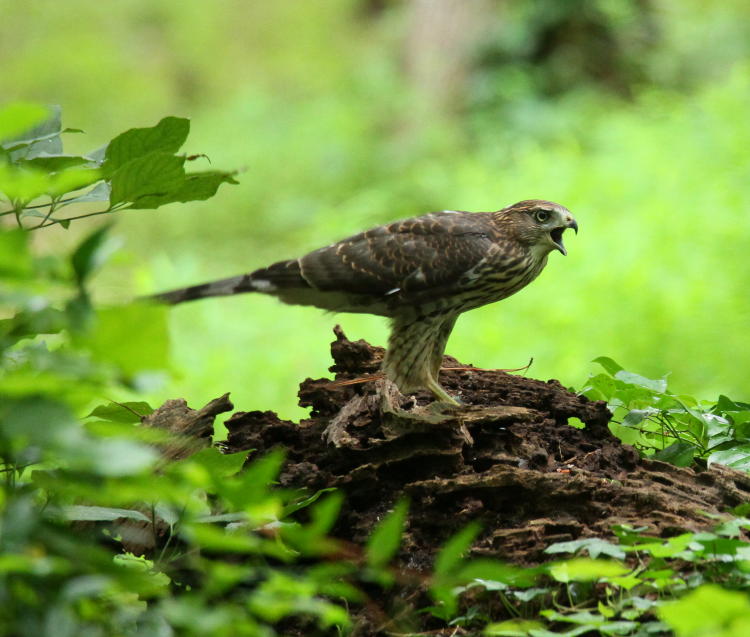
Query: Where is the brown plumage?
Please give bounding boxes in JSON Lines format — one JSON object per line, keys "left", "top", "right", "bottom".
{"left": 154, "top": 199, "right": 577, "bottom": 404}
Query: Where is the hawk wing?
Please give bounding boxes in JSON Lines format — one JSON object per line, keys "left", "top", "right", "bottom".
{"left": 298, "top": 211, "right": 497, "bottom": 305}
{"left": 152, "top": 211, "right": 500, "bottom": 312}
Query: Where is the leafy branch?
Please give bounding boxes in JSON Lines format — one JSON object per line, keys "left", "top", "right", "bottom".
{"left": 0, "top": 104, "right": 238, "bottom": 230}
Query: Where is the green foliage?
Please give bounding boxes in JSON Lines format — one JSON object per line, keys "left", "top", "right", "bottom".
{"left": 468, "top": 517, "right": 750, "bottom": 636}
{"left": 0, "top": 107, "right": 363, "bottom": 636}
{"left": 0, "top": 104, "right": 237, "bottom": 230}
{"left": 581, "top": 357, "right": 750, "bottom": 471}
{"left": 659, "top": 585, "right": 750, "bottom": 637}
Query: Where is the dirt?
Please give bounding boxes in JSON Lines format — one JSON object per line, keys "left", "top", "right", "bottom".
{"left": 221, "top": 327, "right": 750, "bottom": 571}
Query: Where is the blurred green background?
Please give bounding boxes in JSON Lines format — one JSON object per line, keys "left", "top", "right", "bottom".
{"left": 3, "top": 0, "right": 749, "bottom": 421}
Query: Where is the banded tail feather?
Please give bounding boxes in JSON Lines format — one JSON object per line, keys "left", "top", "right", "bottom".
{"left": 151, "top": 259, "right": 309, "bottom": 305}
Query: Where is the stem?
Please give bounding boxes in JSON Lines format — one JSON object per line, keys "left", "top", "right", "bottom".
{"left": 34, "top": 197, "right": 59, "bottom": 229}
{"left": 31, "top": 204, "right": 127, "bottom": 230}
{"left": 19, "top": 195, "right": 82, "bottom": 210}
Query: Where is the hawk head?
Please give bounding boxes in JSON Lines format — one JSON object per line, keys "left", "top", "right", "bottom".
{"left": 500, "top": 199, "right": 578, "bottom": 257}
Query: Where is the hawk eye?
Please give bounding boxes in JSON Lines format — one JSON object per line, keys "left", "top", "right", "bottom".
{"left": 534, "top": 209, "right": 551, "bottom": 223}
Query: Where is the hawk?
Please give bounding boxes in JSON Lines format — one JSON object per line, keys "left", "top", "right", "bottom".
{"left": 155, "top": 200, "right": 577, "bottom": 405}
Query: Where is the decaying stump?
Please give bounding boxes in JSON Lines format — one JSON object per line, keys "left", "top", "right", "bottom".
{"left": 220, "top": 326, "right": 750, "bottom": 566}
{"left": 133, "top": 326, "right": 750, "bottom": 568}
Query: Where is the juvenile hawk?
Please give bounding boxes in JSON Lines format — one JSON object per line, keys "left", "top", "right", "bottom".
{"left": 155, "top": 200, "right": 577, "bottom": 405}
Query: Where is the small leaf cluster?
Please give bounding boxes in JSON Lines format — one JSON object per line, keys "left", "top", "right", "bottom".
{"left": 0, "top": 103, "right": 237, "bottom": 230}
{"left": 581, "top": 356, "right": 750, "bottom": 471}
{"left": 474, "top": 519, "right": 750, "bottom": 636}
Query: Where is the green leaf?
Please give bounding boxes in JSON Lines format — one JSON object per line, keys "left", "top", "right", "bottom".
{"left": 627, "top": 533, "right": 694, "bottom": 558}
{"left": 128, "top": 169, "right": 238, "bottom": 209}
{"left": 652, "top": 441, "right": 697, "bottom": 467}
{"left": 56, "top": 181, "right": 111, "bottom": 208}
{"left": 0, "top": 162, "right": 53, "bottom": 201}
{"left": 365, "top": 498, "right": 409, "bottom": 568}
{"left": 715, "top": 395, "right": 750, "bottom": 413}
{"left": 308, "top": 491, "right": 344, "bottom": 537}
{"left": 545, "top": 538, "right": 626, "bottom": 560}
{"left": 247, "top": 572, "right": 351, "bottom": 629}
{"left": 691, "top": 534, "right": 750, "bottom": 557}
{"left": 109, "top": 152, "right": 186, "bottom": 206}
{"left": 0, "top": 396, "right": 78, "bottom": 451}
{"left": 190, "top": 447, "right": 249, "bottom": 478}
{"left": 70, "top": 224, "right": 117, "bottom": 287}
{"left": 48, "top": 167, "right": 102, "bottom": 197}
{"left": 658, "top": 584, "right": 750, "bottom": 637}
{"left": 77, "top": 303, "right": 169, "bottom": 376}
{"left": 6, "top": 104, "right": 63, "bottom": 160}
{"left": 19, "top": 153, "right": 93, "bottom": 172}
{"left": 81, "top": 437, "right": 159, "bottom": 477}
{"left": 609, "top": 422, "right": 646, "bottom": 446}
{"left": 282, "top": 487, "right": 338, "bottom": 517}
{"left": 104, "top": 116, "right": 190, "bottom": 174}
{"left": 60, "top": 505, "right": 150, "bottom": 523}
{"left": 611, "top": 524, "right": 651, "bottom": 545}
{"left": 714, "top": 517, "right": 750, "bottom": 538}
{"left": 485, "top": 619, "right": 543, "bottom": 636}
{"left": 621, "top": 408, "right": 657, "bottom": 427}
{"left": 0, "top": 307, "right": 67, "bottom": 345}
{"left": 512, "top": 587, "right": 550, "bottom": 602}
{"left": 209, "top": 448, "right": 285, "bottom": 512}
{"left": 593, "top": 356, "right": 624, "bottom": 376}
{"left": 615, "top": 370, "right": 668, "bottom": 393}
{"left": 732, "top": 416, "right": 750, "bottom": 439}
{"left": 457, "top": 559, "right": 538, "bottom": 587}
{"left": 186, "top": 523, "right": 288, "bottom": 558}
{"left": 581, "top": 373, "right": 618, "bottom": 401}
{"left": 0, "top": 228, "right": 32, "bottom": 278}
{"left": 0, "top": 102, "right": 49, "bottom": 142}
{"left": 87, "top": 401, "right": 154, "bottom": 424}
{"left": 281, "top": 491, "right": 343, "bottom": 556}
{"left": 435, "top": 521, "right": 481, "bottom": 577}
{"left": 708, "top": 444, "right": 750, "bottom": 471}
{"left": 567, "top": 417, "right": 585, "bottom": 429}
{"left": 239, "top": 448, "right": 285, "bottom": 491}
{"left": 539, "top": 610, "right": 638, "bottom": 635}
{"left": 547, "top": 558, "right": 629, "bottom": 583}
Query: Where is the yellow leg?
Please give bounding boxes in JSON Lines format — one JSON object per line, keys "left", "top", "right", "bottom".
{"left": 383, "top": 314, "right": 462, "bottom": 406}
{"left": 426, "top": 377, "right": 461, "bottom": 406}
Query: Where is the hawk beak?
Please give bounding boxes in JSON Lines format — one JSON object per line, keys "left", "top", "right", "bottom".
{"left": 550, "top": 217, "right": 578, "bottom": 256}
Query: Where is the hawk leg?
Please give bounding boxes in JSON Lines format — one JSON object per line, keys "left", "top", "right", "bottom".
{"left": 382, "top": 314, "right": 461, "bottom": 406}
{"left": 428, "top": 315, "right": 460, "bottom": 404}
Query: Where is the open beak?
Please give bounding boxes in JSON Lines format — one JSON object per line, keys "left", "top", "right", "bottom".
{"left": 550, "top": 217, "right": 578, "bottom": 256}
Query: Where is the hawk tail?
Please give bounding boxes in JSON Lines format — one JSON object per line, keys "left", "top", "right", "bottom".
{"left": 150, "top": 259, "right": 308, "bottom": 305}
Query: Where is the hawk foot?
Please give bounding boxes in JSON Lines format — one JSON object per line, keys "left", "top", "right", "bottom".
{"left": 425, "top": 378, "right": 464, "bottom": 407}
{"left": 379, "top": 378, "right": 465, "bottom": 422}
{"left": 321, "top": 378, "right": 472, "bottom": 448}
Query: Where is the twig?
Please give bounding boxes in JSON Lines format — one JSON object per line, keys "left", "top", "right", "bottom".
{"left": 31, "top": 204, "right": 126, "bottom": 230}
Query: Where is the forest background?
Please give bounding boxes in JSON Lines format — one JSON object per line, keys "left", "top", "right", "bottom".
{"left": 3, "top": 0, "right": 749, "bottom": 420}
